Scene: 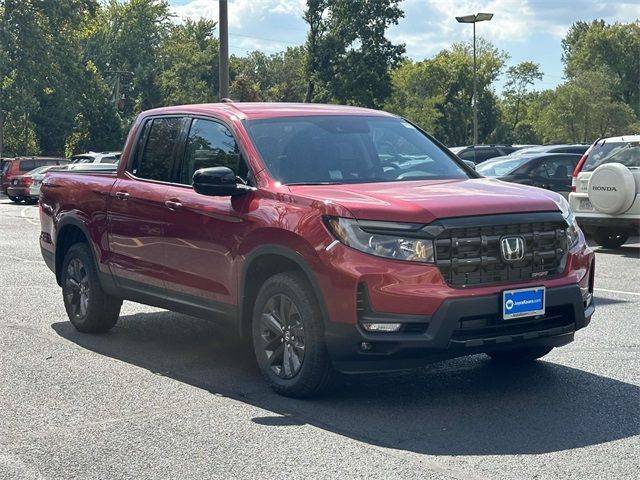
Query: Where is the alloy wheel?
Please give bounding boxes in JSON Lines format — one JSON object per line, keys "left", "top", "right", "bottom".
{"left": 259, "top": 293, "right": 306, "bottom": 379}
{"left": 64, "top": 258, "right": 90, "bottom": 319}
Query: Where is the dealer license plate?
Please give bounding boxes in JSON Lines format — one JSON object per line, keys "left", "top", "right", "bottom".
{"left": 502, "top": 287, "right": 545, "bottom": 320}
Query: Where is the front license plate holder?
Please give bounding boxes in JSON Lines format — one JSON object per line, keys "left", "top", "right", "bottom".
{"left": 502, "top": 286, "right": 545, "bottom": 320}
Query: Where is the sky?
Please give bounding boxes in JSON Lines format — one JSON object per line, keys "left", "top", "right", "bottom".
{"left": 168, "top": 0, "right": 640, "bottom": 92}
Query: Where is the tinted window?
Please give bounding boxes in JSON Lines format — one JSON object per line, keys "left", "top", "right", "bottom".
{"left": 583, "top": 140, "right": 640, "bottom": 172}
{"left": 460, "top": 148, "right": 500, "bottom": 163}
{"left": 246, "top": 116, "right": 467, "bottom": 185}
{"left": 552, "top": 146, "right": 588, "bottom": 155}
{"left": 100, "top": 156, "right": 118, "bottom": 164}
{"left": 179, "top": 119, "right": 242, "bottom": 185}
{"left": 19, "top": 160, "right": 36, "bottom": 171}
{"left": 532, "top": 156, "right": 579, "bottom": 179}
{"left": 134, "top": 117, "right": 183, "bottom": 181}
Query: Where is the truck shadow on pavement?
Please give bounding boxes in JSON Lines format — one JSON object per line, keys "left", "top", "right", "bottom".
{"left": 52, "top": 311, "right": 640, "bottom": 456}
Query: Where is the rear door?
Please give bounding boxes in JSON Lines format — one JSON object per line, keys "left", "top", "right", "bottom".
{"left": 107, "top": 116, "right": 187, "bottom": 291}
{"left": 161, "top": 117, "right": 252, "bottom": 308}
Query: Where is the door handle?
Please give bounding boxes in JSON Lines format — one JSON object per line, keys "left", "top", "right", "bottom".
{"left": 115, "top": 191, "right": 129, "bottom": 200}
{"left": 165, "top": 200, "right": 182, "bottom": 210}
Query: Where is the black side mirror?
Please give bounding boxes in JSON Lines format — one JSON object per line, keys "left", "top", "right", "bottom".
{"left": 193, "top": 167, "right": 252, "bottom": 196}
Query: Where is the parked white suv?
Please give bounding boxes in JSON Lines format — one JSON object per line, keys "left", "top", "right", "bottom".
{"left": 570, "top": 135, "right": 640, "bottom": 248}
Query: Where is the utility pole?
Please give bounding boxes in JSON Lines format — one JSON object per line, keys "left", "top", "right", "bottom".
{"left": 219, "top": 0, "right": 229, "bottom": 100}
{"left": 456, "top": 13, "right": 493, "bottom": 145}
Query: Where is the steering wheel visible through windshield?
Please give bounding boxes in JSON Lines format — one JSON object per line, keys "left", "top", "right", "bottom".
{"left": 244, "top": 115, "right": 469, "bottom": 185}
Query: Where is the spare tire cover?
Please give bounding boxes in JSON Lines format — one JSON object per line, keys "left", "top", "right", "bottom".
{"left": 587, "top": 163, "right": 636, "bottom": 214}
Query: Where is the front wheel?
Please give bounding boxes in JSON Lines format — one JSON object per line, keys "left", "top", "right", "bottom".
{"left": 487, "top": 346, "right": 553, "bottom": 363}
{"left": 252, "top": 272, "right": 336, "bottom": 397}
{"left": 592, "top": 227, "right": 629, "bottom": 249}
{"left": 61, "top": 243, "right": 122, "bottom": 333}
{"left": 7, "top": 195, "right": 20, "bottom": 203}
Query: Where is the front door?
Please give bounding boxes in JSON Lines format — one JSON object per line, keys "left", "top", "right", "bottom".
{"left": 162, "top": 117, "right": 253, "bottom": 309}
{"left": 108, "top": 116, "right": 186, "bottom": 290}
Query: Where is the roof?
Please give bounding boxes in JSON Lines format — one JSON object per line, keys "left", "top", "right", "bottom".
{"left": 142, "top": 102, "right": 396, "bottom": 121}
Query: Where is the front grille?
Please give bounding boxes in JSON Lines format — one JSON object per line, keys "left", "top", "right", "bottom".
{"left": 451, "top": 305, "right": 574, "bottom": 341}
{"left": 434, "top": 214, "right": 568, "bottom": 287}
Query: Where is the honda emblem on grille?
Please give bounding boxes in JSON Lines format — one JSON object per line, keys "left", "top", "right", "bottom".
{"left": 501, "top": 236, "right": 525, "bottom": 262}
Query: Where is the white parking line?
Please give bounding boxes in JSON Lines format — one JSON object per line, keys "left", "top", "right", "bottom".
{"left": 19, "top": 205, "right": 39, "bottom": 226}
{"left": 595, "top": 288, "right": 640, "bottom": 297}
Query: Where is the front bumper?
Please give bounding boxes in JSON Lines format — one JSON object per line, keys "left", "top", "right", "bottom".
{"left": 326, "top": 284, "right": 594, "bottom": 373}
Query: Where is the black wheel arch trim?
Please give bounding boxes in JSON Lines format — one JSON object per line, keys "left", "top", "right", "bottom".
{"left": 239, "top": 244, "right": 331, "bottom": 337}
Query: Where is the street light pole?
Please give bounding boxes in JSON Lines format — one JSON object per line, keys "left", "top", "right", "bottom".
{"left": 473, "top": 20, "right": 477, "bottom": 146}
{"left": 219, "top": 0, "right": 229, "bottom": 100}
{"left": 456, "top": 13, "right": 493, "bottom": 146}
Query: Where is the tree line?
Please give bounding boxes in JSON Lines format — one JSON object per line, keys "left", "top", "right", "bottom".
{"left": 0, "top": 0, "right": 638, "bottom": 157}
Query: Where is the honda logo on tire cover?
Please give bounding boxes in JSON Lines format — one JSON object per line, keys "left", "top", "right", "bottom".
{"left": 501, "top": 236, "right": 525, "bottom": 262}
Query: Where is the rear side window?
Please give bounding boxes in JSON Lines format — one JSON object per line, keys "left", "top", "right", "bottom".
{"left": 178, "top": 119, "right": 243, "bottom": 185}
{"left": 583, "top": 141, "right": 640, "bottom": 172}
{"left": 532, "top": 157, "right": 578, "bottom": 179}
{"left": 100, "top": 156, "right": 117, "bottom": 164}
{"left": 133, "top": 117, "right": 183, "bottom": 182}
{"left": 20, "top": 160, "right": 36, "bottom": 171}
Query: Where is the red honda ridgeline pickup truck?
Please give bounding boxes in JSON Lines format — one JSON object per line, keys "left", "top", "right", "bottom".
{"left": 39, "top": 103, "right": 595, "bottom": 397}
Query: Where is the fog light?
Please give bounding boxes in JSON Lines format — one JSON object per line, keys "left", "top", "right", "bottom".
{"left": 361, "top": 322, "right": 402, "bottom": 332}
{"left": 360, "top": 342, "right": 372, "bottom": 351}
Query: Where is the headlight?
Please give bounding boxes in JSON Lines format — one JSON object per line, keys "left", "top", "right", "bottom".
{"left": 558, "top": 196, "right": 580, "bottom": 248}
{"left": 324, "top": 217, "right": 434, "bottom": 263}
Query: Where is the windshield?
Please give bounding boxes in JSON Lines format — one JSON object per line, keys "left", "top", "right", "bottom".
{"left": 476, "top": 157, "right": 530, "bottom": 177}
{"left": 583, "top": 140, "right": 640, "bottom": 172}
{"left": 245, "top": 116, "right": 468, "bottom": 185}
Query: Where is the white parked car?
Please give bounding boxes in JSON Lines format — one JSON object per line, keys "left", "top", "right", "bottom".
{"left": 29, "top": 163, "right": 118, "bottom": 200}
{"left": 70, "top": 151, "right": 121, "bottom": 164}
{"left": 569, "top": 135, "right": 640, "bottom": 248}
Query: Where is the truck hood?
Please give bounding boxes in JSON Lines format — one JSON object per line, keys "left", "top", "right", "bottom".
{"left": 288, "top": 178, "right": 563, "bottom": 223}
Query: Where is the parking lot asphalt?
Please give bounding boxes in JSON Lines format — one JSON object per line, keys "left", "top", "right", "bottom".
{"left": 0, "top": 195, "right": 638, "bottom": 480}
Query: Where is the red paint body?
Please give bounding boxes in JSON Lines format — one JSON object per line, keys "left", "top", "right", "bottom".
{"left": 38, "top": 103, "right": 595, "bottom": 371}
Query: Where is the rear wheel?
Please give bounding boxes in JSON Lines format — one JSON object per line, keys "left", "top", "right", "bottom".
{"left": 487, "top": 346, "right": 553, "bottom": 363}
{"left": 252, "top": 272, "right": 336, "bottom": 397}
{"left": 61, "top": 243, "right": 122, "bottom": 333}
{"left": 592, "top": 227, "right": 629, "bottom": 249}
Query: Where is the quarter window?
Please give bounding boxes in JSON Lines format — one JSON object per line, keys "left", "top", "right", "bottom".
{"left": 134, "top": 117, "right": 183, "bottom": 182}
{"left": 179, "top": 119, "right": 244, "bottom": 185}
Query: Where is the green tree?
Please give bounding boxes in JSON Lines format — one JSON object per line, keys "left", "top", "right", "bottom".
{"left": 231, "top": 47, "right": 307, "bottom": 102}
{"left": 562, "top": 20, "right": 640, "bottom": 116}
{"left": 158, "top": 19, "right": 219, "bottom": 105}
{"left": 536, "top": 70, "right": 638, "bottom": 143}
{"left": 386, "top": 40, "right": 507, "bottom": 145}
{"left": 303, "top": 0, "right": 405, "bottom": 108}
{"left": 502, "top": 61, "right": 543, "bottom": 133}
{"left": 85, "top": 0, "right": 172, "bottom": 119}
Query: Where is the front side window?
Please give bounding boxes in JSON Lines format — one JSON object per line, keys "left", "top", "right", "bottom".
{"left": 179, "top": 119, "right": 243, "bottom": 185}
{"left": 245, "top": 116, "right": 468, "bottom": 185}
{"left": 134, "top": 117, "right": 183, "bottom": 182}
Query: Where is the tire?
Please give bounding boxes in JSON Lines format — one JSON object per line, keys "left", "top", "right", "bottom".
{"left": 7, "top": 195, "right": 20, "bottom": 203}
{"left": 592, "top": 227, "right": 629, "bottom": 249}
{"left": 252, "top": 272, "right": 336, "bottom": 397}
{"left": 487, "top": 346, "right": 553, "bottom": 363}
{"left": 61, "top": 243, "right": 122, "bottom": 333}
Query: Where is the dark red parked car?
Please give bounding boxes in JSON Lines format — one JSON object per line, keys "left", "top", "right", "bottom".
{"left": 2, "top": 156, "right": 69, "bottom": 202}
{"left": 39, "top": 103, "right": 595, "bottom": 397}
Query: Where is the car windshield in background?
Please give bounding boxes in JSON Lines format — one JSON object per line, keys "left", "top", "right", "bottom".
{"left": 245, "top": 116, "right": 468, "bottom": 185}
{"left": 27, "top": 166, "right": 53, "bottom": 176}
{"left": 476, "top": 157, "right": 530, "bottom": 177}
{"left": 583, "top": 140, "right": 640, "bottom": 172}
